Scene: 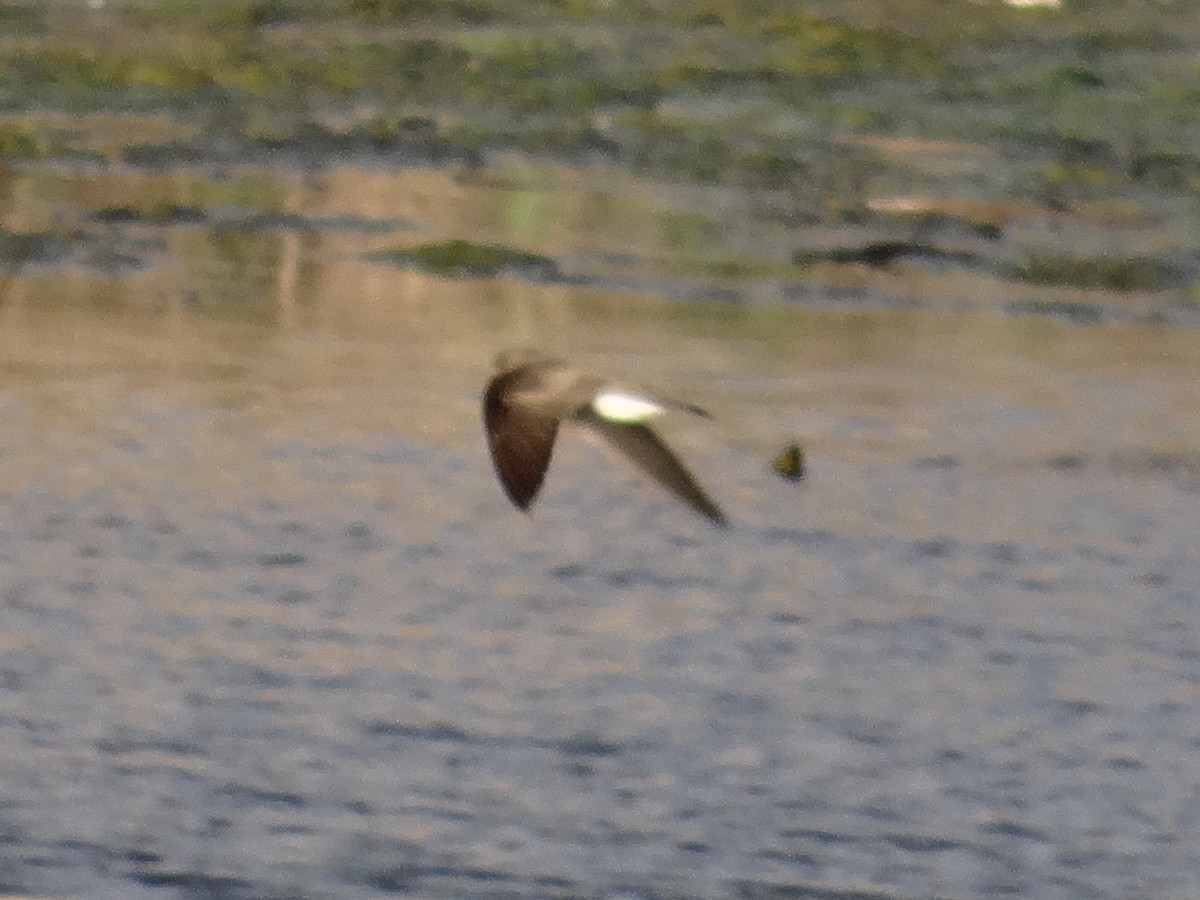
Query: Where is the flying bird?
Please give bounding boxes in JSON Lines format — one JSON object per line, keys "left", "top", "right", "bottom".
{"left": 483, "top": 348, "right": 726, "bottom": 526}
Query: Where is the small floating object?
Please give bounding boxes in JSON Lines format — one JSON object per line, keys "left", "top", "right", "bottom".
{"left": 773, "top": 441, "right": 806, "bottom": 481}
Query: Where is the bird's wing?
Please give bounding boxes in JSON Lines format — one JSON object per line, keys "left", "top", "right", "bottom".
{"left": 484, "top": 372, "right": 560, "bottom": 510}
{"left": 581, "top": 415, "right": 726, "bottom": 526}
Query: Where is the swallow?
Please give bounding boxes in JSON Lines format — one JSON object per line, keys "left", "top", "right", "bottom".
{"left": 483, "top": 348, "right": 726, "bottom": 526}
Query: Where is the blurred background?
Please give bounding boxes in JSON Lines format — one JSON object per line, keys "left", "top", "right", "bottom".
{"left": 1, "top": 1, "right": 1199, "bottom": 898}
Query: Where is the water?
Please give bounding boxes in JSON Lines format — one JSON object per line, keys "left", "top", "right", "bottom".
{"left": 0, "top": 72, "right": 1199, "bottom": 900}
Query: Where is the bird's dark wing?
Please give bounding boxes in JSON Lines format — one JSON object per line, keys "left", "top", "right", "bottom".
{"left": 582, "top": 415, "right": 726, "bottom": 526}
{"left": 484, "top": 371, "right": 560, "bottom": 510}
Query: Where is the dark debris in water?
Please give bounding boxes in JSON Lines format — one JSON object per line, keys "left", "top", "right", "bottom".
{"left": 209, "top": 210, "right": 414, "bottom": 235}
{"left": 729, "top": 877, "right": 901, "bottom": 900}
{"left": 1047, "top": 452, "right": 1089, "bottom": 471}
{"left": 552, "top": 732, "right": 623, "bottom": 757}
{"left": 0, "top": 227, "right": 72, "bottom": 268}
{"left": 250, "top": 118, "right": 484, "bottom": 165}
{"left": 789, "top": 210, "right": 1012, "bottom": 285}
{"left": 90, "top": 204, "right": 207, "bottom": 226}
{"left": 0, "top": 224, "right": 159, "bottom": 275}
{"left": 772, "top": 441, "right": 806, "bottom": 481}
{"left": 793, "top": 239, "right": 987, "bottom": 270}
{"left": 363, "top": 719, "right": 472, "bottom": 743}
{"left": 1031, "top": 450, "right": 1200, "bottom": 481}
{"left": 121, "top": 141, "right": 212, "bottom": 169}
{"left": 120, "top": 118, "right": 485, "bottom": 171}
{"left": 88, "top": 202, "right": 412, "bottom": 236}
{"left": 130, "top": 870, "right": 256, "bottom": 893}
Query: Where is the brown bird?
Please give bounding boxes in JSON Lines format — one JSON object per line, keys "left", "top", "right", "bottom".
{"left": 483, "top": 348, "right": 726, "bottom": 526}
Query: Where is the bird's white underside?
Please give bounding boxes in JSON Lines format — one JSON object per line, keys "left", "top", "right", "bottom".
{"left": 591, "top": 391, "right": 665, "bottom": 424}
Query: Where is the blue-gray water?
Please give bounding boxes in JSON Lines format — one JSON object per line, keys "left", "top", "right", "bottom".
{"left": 1, "top": 3, "right": 1200, "bottom": 878}
{"left": 2, "top": 270, "right": 1198, "bottom": 899}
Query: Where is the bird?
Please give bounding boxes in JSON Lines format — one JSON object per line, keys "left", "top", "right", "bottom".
{"left": 483, "top": 348, "right": 727, "bottom": 526}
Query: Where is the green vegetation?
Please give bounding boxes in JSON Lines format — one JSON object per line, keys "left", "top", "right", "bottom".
{"left": 0, "top": 0, "right": 1196, "bottom": 314}
{"left": 0, "top": 1, "right": 42, "bottom": 34}
{"left": 1, "top": 0, "right": 1191, "bottom": 195}
{"left": 366, "top": 239, "right": 564, "bottom": 281}
{"left": 1005, "top": 253, "right": 1179, "bottom": 293}
{"left": 0, "top": 122, "right": 64, "bottom": 158}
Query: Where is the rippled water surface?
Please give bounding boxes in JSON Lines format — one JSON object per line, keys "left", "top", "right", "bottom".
{"left": 2, "top": 156, "right": 1198, "bottom": 900}
{"left": 2, "top": 4, "right": 1200, "bottom": 895}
